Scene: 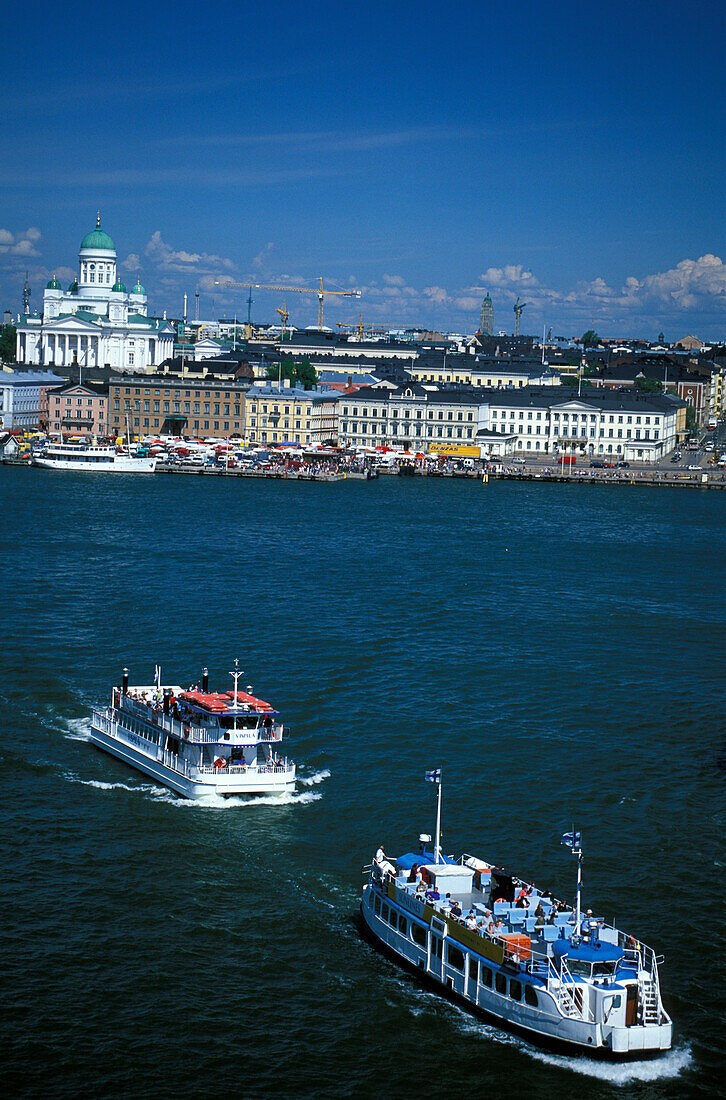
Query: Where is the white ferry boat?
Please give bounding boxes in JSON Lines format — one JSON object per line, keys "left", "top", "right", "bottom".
{"left": 361, "top": 777, "right": 672, "bottom": 1061}
{"left": 34, "top": 441, "right": 156, "bottom": 472}
{"left": 89, "top": 664, "right": 296, "bottom": 798}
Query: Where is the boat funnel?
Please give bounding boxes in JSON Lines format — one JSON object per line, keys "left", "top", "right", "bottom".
{"left": 122, "top": 668, "right": 129, "bottom": 695}
{"left": 202, "top": 667, "right": 209, "bottom": 692}
{"left": 163, "top": 689, "right": 172, "bottom": 716}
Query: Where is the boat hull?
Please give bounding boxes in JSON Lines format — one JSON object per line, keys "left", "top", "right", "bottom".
{"left": 34, "top": 456, "right": 156, "bottom": 473}
{"left": 88, "top": 721, "right": 296, "bottom": 798}
{"left": 359, "top": 889, "right": 672, "bottom": 1062}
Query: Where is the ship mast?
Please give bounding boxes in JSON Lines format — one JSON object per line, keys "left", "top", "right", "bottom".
{"left": 230, "top": 658, "right": 241, "bottom": 733}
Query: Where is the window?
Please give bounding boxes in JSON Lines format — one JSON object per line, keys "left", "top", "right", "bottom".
{"left": 447, "top": 944, "right": 465, "bottom": 970}
{"left": 469, "top": 957, "right": 479, "bottom": 983}
{"left": 495, "top": 973, "right": 507, "bottom": 995}
{"left": 481, "top": 967, "right": 492, "bottom": 988}
{"left": 524, "top": 985, "right": 538, "bottom": 1008}
{"left": 431, "top": 936, "right": 442, "bottom": 959}
{"left": 382, "top": 903, "right": 389, "bottom": 922}
{"left": 398, "top": 913, "right": 408, "bottom": 935}
{"left": 510, "top": 980, "right": 522, "bottom": 1001}
{"left": 412, "top": 923, "right": 426, "bottom": 947}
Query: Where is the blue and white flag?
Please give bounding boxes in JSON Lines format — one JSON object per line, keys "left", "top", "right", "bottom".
{"left": 561, "top": 830, "right": 581, "bottom": 850}
{"left": 425, "top": 768, "right": 441, "bottom": 784}
{"left": 154, "top": 664, "right": 161, "bottom": 685}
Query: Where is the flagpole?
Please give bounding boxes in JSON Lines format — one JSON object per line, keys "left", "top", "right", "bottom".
{"left": 434, "top": 778, "right": 442, "bottom": 864}
{"left": 575, "top": 832, "right": 582, "bottom": 932}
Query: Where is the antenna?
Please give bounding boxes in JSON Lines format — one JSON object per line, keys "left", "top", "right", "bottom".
{"left": 195, "top": 289, "right": 199, "bottom": 323}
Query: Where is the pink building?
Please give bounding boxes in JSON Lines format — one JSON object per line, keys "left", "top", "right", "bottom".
{"left": 48, "top": 382, "right": 108, "bottom": 439}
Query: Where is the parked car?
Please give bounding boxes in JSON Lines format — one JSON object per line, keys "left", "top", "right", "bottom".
{"left": 616, "top": 461, "right": 630, "bottom": 468}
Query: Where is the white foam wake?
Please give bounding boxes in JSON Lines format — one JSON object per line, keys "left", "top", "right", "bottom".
{"left": 299, "top": 768, "right": 331, "bottom": 787}
{"left": 150, "top": 788, "right": 323, "bottom": 810}
{"left": 63, "top": 717, "right": 92, "bottom": 742}
{"left": 63, "top": 772, "right": 157, "bottom": 794}
{"left": 528, "top": 1043, "right": 693, "bottom": 1084}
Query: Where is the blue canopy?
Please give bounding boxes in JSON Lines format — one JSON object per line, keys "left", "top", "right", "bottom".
{"left": 552, "top": 939, "right": 624, "bottom": 963}
{"left": 395, "top": 850, "right": 457, "bottom": 870}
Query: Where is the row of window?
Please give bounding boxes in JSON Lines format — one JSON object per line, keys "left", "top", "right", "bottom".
{"left": 342, "top": 422, "right": 474, "bottom": 440}
{"left": 112, "top": 416, "right": 242, "bottom": 432}
{"left": 116, "top": 388, "right": 241, "bottom": 399}
{"left": 342, "top": 406, "right": 474, "bottom": 421}
{"left": 491, "top": 410, "right": 660, "bottom": 425}
{"left": 373, "top": 896, "right": 539, "bottom": 1007}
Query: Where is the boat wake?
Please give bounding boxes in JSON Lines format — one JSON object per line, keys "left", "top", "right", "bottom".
{"left": 451, "top": 1009, "right": 692, "bottom": 1083}
{"left": 151, "top": 789, "right": 323, "bottom": 810}
{"left": 63, "top": 772, "right": 157, "bottom": 795}
{"left": 62, "top": 717, "right": 93, "bottom": 742}
{"left": 298, "top": 768, "right": 331, "bottom": 787}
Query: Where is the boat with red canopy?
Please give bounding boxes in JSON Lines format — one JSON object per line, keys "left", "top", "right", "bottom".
{"left": 89, "top": 661, "right": 296, "bottom": 797}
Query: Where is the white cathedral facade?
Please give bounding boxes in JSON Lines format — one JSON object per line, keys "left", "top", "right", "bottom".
{"left": 16, "top": 216, "right": 175, "bottom": 372}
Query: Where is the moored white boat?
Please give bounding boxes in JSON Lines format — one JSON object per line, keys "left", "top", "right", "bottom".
{"left": 360, "top": 775, "right": 672, "bottom": 1061}
{"left": 89, "top": 664, "right": 296, "bottom": 797}
{"left": 34, "top": 441, "right": 156, "bottom": 472}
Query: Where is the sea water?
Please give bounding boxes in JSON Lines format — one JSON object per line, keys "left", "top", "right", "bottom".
{"left": 1, "top": 467, "right": 723, "bottom": 1098}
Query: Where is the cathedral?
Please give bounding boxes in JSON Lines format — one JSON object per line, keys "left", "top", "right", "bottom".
{"left": 15, "top": 215, "right": 175, "bottom": 371}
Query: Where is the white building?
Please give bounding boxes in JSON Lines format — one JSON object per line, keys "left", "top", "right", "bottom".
{"left": 15, "top": 216, "right": 175, "bottom": 372}
{"left": 0, "top": 370, "right": 64, "bottom": 430}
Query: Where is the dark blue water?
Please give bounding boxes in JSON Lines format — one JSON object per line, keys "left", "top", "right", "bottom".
{"left": 1, "top": 468, "right": 724, "bottom": 1098}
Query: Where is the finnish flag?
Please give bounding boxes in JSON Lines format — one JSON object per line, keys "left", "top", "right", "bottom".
{"left": 425, "top": 769, "right": 441, "bottom": 784}
{"left": 561, "top": 830, "right": 581, "bottom": 849}
{"left": 154, "top": 664, "right": 161, "bottom": 685}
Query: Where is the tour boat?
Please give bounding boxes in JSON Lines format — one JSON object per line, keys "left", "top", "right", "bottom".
{"left": 34, "top": 441, "right": 156, "bottom": 472}
{"left": 360, "top": 776, "right": 672, "bottom": 1060}
{"left": 89, "top": 664, "right": 296, "bottom": 798}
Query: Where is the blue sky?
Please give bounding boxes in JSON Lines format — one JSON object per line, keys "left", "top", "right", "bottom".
{"left": 2, "top": 0, "right": 725, "bottom": 339}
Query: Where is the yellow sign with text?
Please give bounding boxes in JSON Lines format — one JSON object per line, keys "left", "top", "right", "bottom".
{"left": 428, "top": 443, "right": 480, "bottom": 458}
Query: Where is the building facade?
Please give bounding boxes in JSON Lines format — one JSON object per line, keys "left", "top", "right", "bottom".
{"left": 244, "top": 382, "right": 339, "bottom": 446}
{"left": 479, "top": 293, "right": 494, "bottom": 335}
{"left": 108, "top": 375, "right": 248, "bottom": 438}
{"left": 338, "top": 384, "right": 483, "bottom": 450}
{"left": 0, "top": 370, "right": 65, "bottom": 430}
{"left": 483, "top": 389, "right": 685, "bottom": 460}
{"left": 47, "top": 382, "right": 108, "bottom": 438}
{"left": 16, "top": 216, "right": 175, "bottom": 372}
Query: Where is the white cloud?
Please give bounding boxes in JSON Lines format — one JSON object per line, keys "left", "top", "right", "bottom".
{"left": 144, "top": 230, "right": 235, "bottom": 273}
{"left": 0, "top": 227, "right": 42, "bottom": 257}
{"left": 479, "top": 264, "right": 539, "bottom": 288}
{"left": 123, "top": 253, "right": 142, "bottom": 273}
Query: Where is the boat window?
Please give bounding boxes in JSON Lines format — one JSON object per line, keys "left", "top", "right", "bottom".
{"left": 382, "top": 903, "right": 389, "bottom": 923}
{"left": 469, "top": 957, "right": 479, "bottom": 983}
{"left": 411, "top": 923, "right": 426, "bottom": 947}
{"left": 374, "top": 895, "right": 381, "bottom": 916}
{"left": 447, "top": 944, "right": 465, "bottom": 971}
{"left": 432, "top": 936, "right": 442, "bottom": 959}
{"left": 481, "top": 967, "right": 493, "bottom": 988}
{"left": 398, "top": 914, "right": 408, "bottom": 935}
{"left": 495, "top": 972, "right": 507, "bottom": 995}
{"left": 592, "top": 962, "right": 616, "bottom": 978}
{"left": 568, "top": 960, "right": 592, "bottom": 978}
{"left": 509, "top": 979, "right": 522, "bottom": 1002}
{"left": 524, "top": 985, "right": 538, "bottom": 1008}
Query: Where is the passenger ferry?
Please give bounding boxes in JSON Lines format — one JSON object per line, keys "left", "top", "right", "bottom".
{"left": 89, "top": 664, "right": 296, "bottom": 798}
{"left": 361, "top": 778, "right": 672, "bottom": 1060}
{"left": 34, "top": 441, "right": 156, "bottom": 472}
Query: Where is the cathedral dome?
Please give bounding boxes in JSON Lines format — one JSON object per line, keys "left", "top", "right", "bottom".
{"left": 46, "top": 275, "right": 62, "bottom": 290}
{"left": 80, "top": 214, "right": 115, "bottom": 252}
{"left": 131, "top": 280, "right": 146, "bottom": 296}
{"left": 112, "top": 277, "right": 127, "bottom": 292}
{"left": 68, "top": 278, "right": 79, "bottom": 292}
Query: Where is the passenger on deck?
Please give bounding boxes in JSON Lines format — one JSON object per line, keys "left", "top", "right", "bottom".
{"left": 581, "top": 909, "right": 598, "bottom": 941}
{"left": 375, "top": 845, "right": 396, "bottom": 879}
{"left": 407, "top": 863, "right": 419, "bottom": 884}
{"left": 420, "top": 866, "right": 432, "bottom": 886}
{"left": 493, "top": 917, "right": 505, "bottom": 936}
{"left": 450, "top": 900, "right": 462, "bottom": 919}
{"left": 416, "top": 882, "right": 426, "bottom": 897}
{"left": 535, "top": 903, "right": 546, "bottom": 929}
{"left": 515, "top": 895, "right": 529, "bottom": 908}
{"left": 426, "top": 887, "right": 440, "bottom": 902}
{"left": 466, "top": 911, "right": 477, "bottom": 930}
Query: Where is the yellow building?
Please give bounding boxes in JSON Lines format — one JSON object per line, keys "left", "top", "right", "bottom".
{"left": 244, "top": 382, "right": 339, "bottom": 446}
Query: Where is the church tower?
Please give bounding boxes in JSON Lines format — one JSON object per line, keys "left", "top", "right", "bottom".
{"left": 479, "top": 292, "right": 493, "bottom": 336}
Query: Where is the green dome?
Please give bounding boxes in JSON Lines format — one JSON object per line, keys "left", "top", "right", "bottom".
{"left": 68, "top": 278, "right": 79, "bottom": 292}
{"left": 46, "top": 275, "right": 62, "bottom": 290}
{"left": 131, "top": 280, "right": 146, "bottom": 295}
{"left": 112, "top": 277, "right": 126, "bottom": 292}
{"left": 81, "top": 227, "right": 115, "bottom": 251}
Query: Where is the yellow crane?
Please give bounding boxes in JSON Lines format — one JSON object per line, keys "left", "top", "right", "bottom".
{"left": 336, "top": 315, "right": 412, "bottom": 338}
{"left": 275, "top": 301, "right": 289, "bottom": 341}
{"left": 215, "top": 277, "right": 361, "bottom": 329}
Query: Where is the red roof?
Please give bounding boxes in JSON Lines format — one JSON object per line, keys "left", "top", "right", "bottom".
{"left": 225, "top": 690, "right": 273, "bottom": 712}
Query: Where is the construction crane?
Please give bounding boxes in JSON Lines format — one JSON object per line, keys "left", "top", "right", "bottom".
{"left": 336, "top": 315, "right": 412, "bottom": 338}
{"left": 275, "top": 301, "right": 289, "bottom": 341}
{"left": 215, "top": 278, "right": 361, "bottom": 329}
{"left": 513, "top": 297, "right": 528, "bottom": 337}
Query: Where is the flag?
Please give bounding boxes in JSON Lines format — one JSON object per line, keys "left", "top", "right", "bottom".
{"left": 425, "top": 769, "right": 441, "bottom": 784}
{"left": 561, "top": 830, "right": 581, "bottom": 850}
{"left": 154, "top": 664, "right": 161, "bottom": 685}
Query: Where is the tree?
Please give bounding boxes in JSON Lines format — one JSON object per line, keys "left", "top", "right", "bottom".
{"left": 561, "top": 374, "right": 591, "bottom": 388}
{"left": 266, "top": 357, "right": 317, "bottom": 389}
{"left": 580, "top": 330, "right": 600, "bottom": 348}
{"left": 635, "top": 374, "right": 663, "bottom": 393}
{"left": 0, "top": 323, "right": 16, "bottom": 363}
{"left": 686, "top": 405, "right": 697, "bottom": 431}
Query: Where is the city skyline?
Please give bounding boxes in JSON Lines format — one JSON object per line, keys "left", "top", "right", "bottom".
{"left": 2, "top": 0, "right": 725, "bottom": 339}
